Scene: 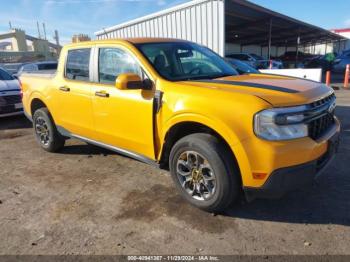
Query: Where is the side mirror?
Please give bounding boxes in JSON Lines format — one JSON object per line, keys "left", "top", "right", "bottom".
{"left": 115, "top": 73, "right": 152, "bottom": 90}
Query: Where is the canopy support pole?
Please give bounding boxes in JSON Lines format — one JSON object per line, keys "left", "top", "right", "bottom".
{"left": 267, "top": 18, "right": 272, "bottom": 60}
{"left": 295, "top": 29, "right": 300, "bottom": 67}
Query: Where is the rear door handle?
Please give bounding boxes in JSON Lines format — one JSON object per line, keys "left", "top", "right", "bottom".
{"left": 59, "top": 86, "right": 70, "bottom": 92}
{"left": 95, "top": 91, "right": 109, "bottom": 98}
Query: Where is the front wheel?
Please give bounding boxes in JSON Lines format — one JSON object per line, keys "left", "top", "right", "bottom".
{"left": 169, "top": 133, "right": 240, "bottom": 212}
{"left": 33, "top": 108, "right": 65, "bottom": 152}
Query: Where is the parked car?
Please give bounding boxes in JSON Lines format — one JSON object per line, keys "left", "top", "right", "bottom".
{"left": 225, "top": 58, "right": 260, "bottom": 74}
{"left": 0, "top": 63, "right": 26, "bottom": 75}
{"left": 20, "top": 39, "right": 339, "bottom": 212}
{"left": 279, "top": 51, "right": 316, "bottom": 68}
{"left": 332, "top": 51, "right": 350, "bottom": 73}
{"left": 304, "top": 53, "right": 336, "bottom": 72}
{"left": 0, "top": 67, "right": 23, "bottom": 117}
{"left": 225, "top": 53, "right": 260, "bottom": 68}
{"left": 249, "top": 54, "right": 283, "bottom": 69}
{"left": 16, "top": 61, "right": 58, "bottom": 76}
{"left": 340, "top": 49, "right": 350, "bottom": 56}
{"left": 226, "top": 53, "right": 282, "bottom": 69}
{"left": 279, "top": 51, "right": 314, "bottom": 62}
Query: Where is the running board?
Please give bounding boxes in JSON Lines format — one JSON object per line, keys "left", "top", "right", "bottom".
{"left": 57, "top": 126, "right": 158, "bottom": 167}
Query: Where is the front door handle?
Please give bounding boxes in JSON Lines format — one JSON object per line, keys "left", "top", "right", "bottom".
{"left": 59, "top": 86, "right": 70, "bottom": 92}
{"left": 95, "top": 91, "right": 110, "bottom": 98}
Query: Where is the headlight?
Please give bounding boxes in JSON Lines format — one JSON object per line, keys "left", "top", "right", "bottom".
{"left": 254, "top": 106, "right": 308, "bottom": 141}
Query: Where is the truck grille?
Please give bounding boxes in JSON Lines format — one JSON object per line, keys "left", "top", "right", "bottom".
{"left": 309, "top": 93, "right": 335, "bottom": 108}
{"left": 0, "top": 95, "right": 22, "bottom": 105}
{"left": 0, "top": 105, "right": 22, "bottom": 114}
{"left": 308, "top": 93, "right": 336, "bottom": 140}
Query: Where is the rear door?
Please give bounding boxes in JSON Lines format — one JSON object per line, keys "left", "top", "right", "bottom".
{"left": 54, "top": 48, "right": 96, "bottom": 139}
{"left": 91, "top": 45, "right": 155, "bottom": 159}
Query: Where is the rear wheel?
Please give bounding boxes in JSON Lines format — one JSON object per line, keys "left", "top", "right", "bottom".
{"left": 169, "top": 133, "right": 240, "bottom": 212}
{"left": 33, "top": 108, "right": 65, "bottom": 152}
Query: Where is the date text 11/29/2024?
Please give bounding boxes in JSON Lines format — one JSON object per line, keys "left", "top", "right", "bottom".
{"left": 127, "top": 256, "right": 220, "bottom": 261}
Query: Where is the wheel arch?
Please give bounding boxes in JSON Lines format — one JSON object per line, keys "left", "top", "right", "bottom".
{"left": 30, "top": 97, "right": 48, "bottom": 116}
{"left": 159, "top": 116, "right": 243, "bottom": 184}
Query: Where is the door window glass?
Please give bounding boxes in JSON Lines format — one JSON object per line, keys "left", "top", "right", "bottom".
{"left": 99, "top": 48, "right": 142, "bottom": 84}
{"left": 0, "top": 68, "right": 14, "bottom": 80}
{"left": 22, "top": 64, "right": 37, "bottom": 72}
{"left": 38, "top": 63, "right": 58, "bottom": 70}
{"left": 65, "top": 49, "right": 91, "bottom": 81}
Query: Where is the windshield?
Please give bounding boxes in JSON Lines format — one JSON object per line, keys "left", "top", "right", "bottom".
{"left": 226, "top": 59, "right": 260, "bottom": 74}
{"left": 136, "top": 42, "right": 238, "bottom": 81}
{"left": 0, "top": 68, "right": 14, "bottom": 81}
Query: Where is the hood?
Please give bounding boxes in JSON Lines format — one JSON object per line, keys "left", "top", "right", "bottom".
{"left": 181, "top": 74, "right": 333, "bottom": 107}
{"left": 0, "top": 79, "right": 20, "bottom": 92}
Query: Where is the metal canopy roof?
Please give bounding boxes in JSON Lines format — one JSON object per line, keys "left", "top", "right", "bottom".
{"left": 225, "top": 0, "right": 346, "bottom": 47}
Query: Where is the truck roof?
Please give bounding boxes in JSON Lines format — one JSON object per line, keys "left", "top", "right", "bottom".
{"left": 64, "top": 38, "right": 188, "bottom": 48}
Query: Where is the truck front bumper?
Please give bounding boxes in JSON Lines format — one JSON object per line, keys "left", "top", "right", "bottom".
{"left": 243, "top": 132, "right": 340, "bottom": 201}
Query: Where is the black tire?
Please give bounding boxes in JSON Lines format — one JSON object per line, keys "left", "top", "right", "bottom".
{"left": 33, "top": 108, "right": 65, "bottom": 152}
{"left": 169, "top": 133, "right": 240, "bottom": 213}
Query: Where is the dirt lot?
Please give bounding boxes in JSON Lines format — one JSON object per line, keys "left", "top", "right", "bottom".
{"left": 0, "top": 90, "right": 349, "bottom": 255}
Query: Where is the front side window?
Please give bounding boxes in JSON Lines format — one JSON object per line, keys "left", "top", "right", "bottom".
{"left": 98, "top": 48, "right": 142, "bottom": 84}
{"left": 136, "top": 42, "right": 237, "bottom": 81}
{"left": 65, "top": 49, "right": 91, "bottom": 81}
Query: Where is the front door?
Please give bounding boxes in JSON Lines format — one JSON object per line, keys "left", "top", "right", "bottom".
{"left": 92, "top": 46, "right": 155, "bottom": 159}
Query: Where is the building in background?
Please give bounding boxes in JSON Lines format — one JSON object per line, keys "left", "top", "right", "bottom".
{"left": 72, "top": 34, "right": 91, "bottom": 43}
{"left": 0, "top": 29, "right": 61, "bottom": 63}
{"left": 330, "top": 28, "right": 350, "bottom": 51}
{"left": 95, "top": 0, "right": 346, "bottom": 62}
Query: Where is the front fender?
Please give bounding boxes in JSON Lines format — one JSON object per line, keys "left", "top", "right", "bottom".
{"left": 162, "top": 112, "right": 242, "bottom": 147}
{"left": 160, "top": 113, "right": 253, "bottom": 186}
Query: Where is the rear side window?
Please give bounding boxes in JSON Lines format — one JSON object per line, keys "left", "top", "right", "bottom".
{"left": 22, "top": 64, "right": 37, "bottom": 72}
{"left": 38, "top": 63, "right": 57, "bottom": 70}
{"left": 65, "top": 49, "right": 91, "bottom": 81}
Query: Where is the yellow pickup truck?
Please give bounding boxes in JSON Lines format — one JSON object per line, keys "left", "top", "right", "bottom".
{"left": 20, "top": 38, "right": 340, "bottom": 212}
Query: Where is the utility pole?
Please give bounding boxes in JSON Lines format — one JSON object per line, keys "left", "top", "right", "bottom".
{"left": 37, "top": 21, "right": 41, "bottom": 39}
{"left": 53, "top": 30, "right": 60, "bottom": 46}
{"left": 43, "top": 23, "right": 47, "bottom": 40}
{"left": 9, "top": 21, "right": 12, "bottom": 30}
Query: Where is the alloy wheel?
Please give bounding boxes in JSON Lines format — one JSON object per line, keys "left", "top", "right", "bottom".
{"left": 176, "top": 151, "right": 216, "bottom": 201}
{"left": 35, "top": 117, "right": 50, "bottom": 146}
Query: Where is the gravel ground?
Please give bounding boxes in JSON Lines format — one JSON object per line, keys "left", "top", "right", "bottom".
{"left": 0, "top": 90, "right": 349, "bottom": 255}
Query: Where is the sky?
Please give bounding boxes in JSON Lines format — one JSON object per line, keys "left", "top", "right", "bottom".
{"left": 0, "top": 0, "right": 349, "bottom": 45}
